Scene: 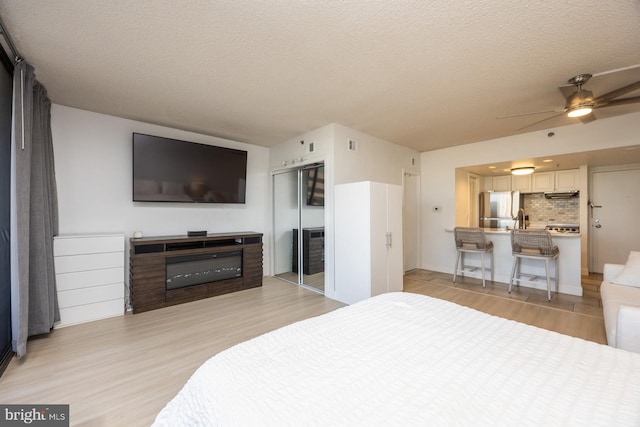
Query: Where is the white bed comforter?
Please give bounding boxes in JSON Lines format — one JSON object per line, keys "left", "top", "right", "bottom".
{"left": 153, "top": 292, "right": 640, "bottom": 426}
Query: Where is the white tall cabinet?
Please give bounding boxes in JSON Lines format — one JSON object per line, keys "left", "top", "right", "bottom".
{"left": 334, "top": 181, "right": 403, "bottom": 304}
{"left": 53, "top": 233, "right": 125, "bottom": 328}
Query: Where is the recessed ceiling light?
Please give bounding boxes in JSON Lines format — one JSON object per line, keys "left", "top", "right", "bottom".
{"left": 488, "top": 166, "right": 496, "bottom": 169}
{"left": 542, "top": 159, "right": 553, "bottom": 163}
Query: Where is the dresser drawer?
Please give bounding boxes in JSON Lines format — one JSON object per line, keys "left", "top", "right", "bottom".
{"left": 57, "top": 299, "right": 124, "bottom": 327}
{"left": 54, "top": 234, "right": 124, "bottom": 256}
{"left": 54, "top": 252, "right": 124, "bottom": 274}
{"left": 57, "top": 282, "right": 123, "bottom": 308}
{"left": 56, "top": 267, "right": 124, "bottom": 292}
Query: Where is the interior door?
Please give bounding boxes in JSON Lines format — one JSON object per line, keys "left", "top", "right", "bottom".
{"left": 403, "top": 172, "right": 419, "bottom": 272}
{"left": 386, "top": 184, "right": 404, "bottom": 293}
{"left": 468, "top": 174, "right": 479, "bottom": 227}
{"left": 590, "top": 167, "right": 640, "bottom": 273}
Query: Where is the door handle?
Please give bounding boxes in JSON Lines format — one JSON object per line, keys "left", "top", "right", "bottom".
{"left": 589, "top": 202, "right": 602, "bottom": 218}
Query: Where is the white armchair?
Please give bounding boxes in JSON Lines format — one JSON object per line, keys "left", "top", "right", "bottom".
{"left": 600, "top": 263, "right": 640, "bottom": 353}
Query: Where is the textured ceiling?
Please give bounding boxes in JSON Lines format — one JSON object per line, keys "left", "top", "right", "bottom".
{"left": 0, "top": 1, "right": 639, "bottom": 152}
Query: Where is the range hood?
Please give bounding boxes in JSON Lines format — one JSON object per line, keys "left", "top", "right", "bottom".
{"left": 544, "top": 190, "right": 579, "bottom": 199}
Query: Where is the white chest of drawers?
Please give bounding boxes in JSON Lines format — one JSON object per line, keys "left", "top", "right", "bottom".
{"left": 53, "top": 233, "right": 125, "bottom": 328}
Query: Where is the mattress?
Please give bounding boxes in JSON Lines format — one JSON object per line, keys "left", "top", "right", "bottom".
{"left": 153, "top": 292, "right": 640, "bottom": 426}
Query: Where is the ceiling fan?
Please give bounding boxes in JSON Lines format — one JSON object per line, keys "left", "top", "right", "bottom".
{"left": 498, "top": 64, "right": 640, "bottom": 130}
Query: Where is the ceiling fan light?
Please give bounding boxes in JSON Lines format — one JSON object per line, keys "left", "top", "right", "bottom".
{"left": 567, "top": 105, "right": 593, "bottom": 118}
{"left": 565, "top": 88, "right": 594, "bottom": 118}
{"left": 511, "top": 167, "right": 535, "bottom": 175}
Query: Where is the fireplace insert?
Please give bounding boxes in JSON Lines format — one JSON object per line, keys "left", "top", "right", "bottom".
{"left": 166, "top": 250, "right": 242, "bottom": 290}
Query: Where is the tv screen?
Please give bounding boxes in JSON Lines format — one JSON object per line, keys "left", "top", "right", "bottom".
{"left": 132, "top": 133, "right": 247, "bottom": 203}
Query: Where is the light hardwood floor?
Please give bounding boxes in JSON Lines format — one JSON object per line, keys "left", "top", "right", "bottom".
{"left": 0, "top": 272, "right": 606, "bottom": 426}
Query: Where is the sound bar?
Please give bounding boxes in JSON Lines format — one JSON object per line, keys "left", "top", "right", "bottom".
{"left": 187, "top": 230, "right": 207, "bottom": 237}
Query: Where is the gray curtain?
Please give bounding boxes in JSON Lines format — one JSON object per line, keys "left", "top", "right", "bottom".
{"left": 10, "top": 61, "right": 59, "bottom": 358}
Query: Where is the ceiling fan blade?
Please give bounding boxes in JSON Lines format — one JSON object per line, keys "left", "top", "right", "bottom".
{"left": 496, "top": 109, "right": 562, "bottom": 119}
{"left": 593, "top": 80, "right": 640, "bottom": 105}
{"left": 595, "top": 95, "right": 640, "bottom": 108}
{"left": 516, "top": 112, "right": 565, "bottom": 131}
{"left": 592, "top": 64, "right": 640, "bottom": 78}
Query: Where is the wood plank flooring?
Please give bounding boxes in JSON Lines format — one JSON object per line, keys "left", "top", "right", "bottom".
{"left": 0, "top": 272, "right": 606, "bottom": 426}
{"left": 404, "top": 269, "right": 606, "bottom": 344}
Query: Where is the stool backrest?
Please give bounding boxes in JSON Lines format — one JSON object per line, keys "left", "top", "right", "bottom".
{"left": 511, "top": 230, "right": 555, "bottom": 255}
{"left": 454, "top": 227, "right": 489, "bottom": 249}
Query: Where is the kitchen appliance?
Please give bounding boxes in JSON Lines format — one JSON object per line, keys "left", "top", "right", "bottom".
{"left": 545, "top": 223, "right": 580, "bottom": 233}
{"left": 479, "top": 191, "right": 522, "bottom": 229}
{"left": 544, "top": 190, "right": 579, "bottom": 199}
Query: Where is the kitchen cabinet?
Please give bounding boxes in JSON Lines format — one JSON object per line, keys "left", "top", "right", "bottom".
{"left": 483, "top": 175, "right": 511, "bottom": 192}
{"left": 511, "top": 174, "right": 532, "bottom": 192}
{"left": 531, "top": 169, "right": 579, "bottom": 192}
{"left": 555, "top": 169, "right": 579, "bottom": 191}
{"left": 334, "top": 181, "right": 403, "bottom": 304}
{"left": 531, "top": 172, "right": 555, "bottom": 192}
{"left": 54, "top": 233, "right": 125, "bottom": 327}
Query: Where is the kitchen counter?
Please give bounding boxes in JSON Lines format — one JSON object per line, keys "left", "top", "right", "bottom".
{"left": 446, "top": 228, "right": 582, "bottom": 296}
{"left": 480, "top": 228, "right": 581, "bottom": 237}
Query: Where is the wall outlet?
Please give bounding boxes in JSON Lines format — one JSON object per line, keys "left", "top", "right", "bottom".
{"left": 348, "top": 139, "right": 357, "bottom": 151}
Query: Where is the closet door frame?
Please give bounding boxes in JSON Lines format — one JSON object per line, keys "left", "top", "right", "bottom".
{"left": 272, "top": 162, "right": 325, "bottom": 294}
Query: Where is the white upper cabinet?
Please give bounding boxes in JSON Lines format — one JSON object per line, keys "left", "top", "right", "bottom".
{"left": 531, "top": 171, "right": 555, "bottom": 192}
{"left": 484, "top": 175, "right": 511, "bottom": 192}
{"left": 531, "top": 169, "right": 579, "bottom": 192}
{"left": 511, "top": 174, "right": 532, "bottom": 193}
{"left": 484, "top": 169, "right": 578, "bottom": 193}
{"left": 555, "top": 169, "right": 579, "bottom": 191}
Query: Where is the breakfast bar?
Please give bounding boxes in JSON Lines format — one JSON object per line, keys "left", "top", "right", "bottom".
{"left": 447, "top": 228, "right": 582, "bottom": 296}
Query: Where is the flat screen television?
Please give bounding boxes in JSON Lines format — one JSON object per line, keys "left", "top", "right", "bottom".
{"left": 132, "top": 133, "right": 247, "bottom": 203}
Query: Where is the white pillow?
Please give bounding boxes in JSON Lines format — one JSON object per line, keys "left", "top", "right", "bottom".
{"left": 611, "top": 251, "right": 640, "bottom": 288}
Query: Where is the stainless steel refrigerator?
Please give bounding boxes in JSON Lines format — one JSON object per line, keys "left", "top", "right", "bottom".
{"left": 479, "top": 191, "right": 522, "bottom": 229}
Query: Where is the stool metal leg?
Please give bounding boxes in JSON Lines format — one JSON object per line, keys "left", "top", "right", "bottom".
{"left": 480, "top": 252, "right": 486, "bottom": 288}
{"left": 490, "top": 250, "right": 494, "bottom": 283}
{"left": 453, "top": 251, "right": 461, "bottom": 283}
{"left": 509, "top": 256, "right": 517, "bottom": 293}
{"left": 545, "top": 258, "right": 551, "bottom": 301}
{"left": 555, "top": 257, "right": 560, "bottom": 292}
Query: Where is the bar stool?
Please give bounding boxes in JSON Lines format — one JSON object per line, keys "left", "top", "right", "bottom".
{"left": 453, "top": 227, "right": 494, "bottom": 288}
{"left": 509, "top": 229, "right": 559, "bottom": 301}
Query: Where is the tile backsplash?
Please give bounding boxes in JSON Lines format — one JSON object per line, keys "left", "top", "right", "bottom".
{"left": 523, "top": 193, "right": 579, "bottom": 224}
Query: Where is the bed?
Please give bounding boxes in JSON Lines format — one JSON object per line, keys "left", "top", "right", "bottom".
{"left": 153, "top": 292, "right": 640, "bottom": 426}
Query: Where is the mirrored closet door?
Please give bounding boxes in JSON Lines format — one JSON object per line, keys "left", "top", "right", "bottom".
{"left": 273, "top": 163, "right": 325, "bottom": 293}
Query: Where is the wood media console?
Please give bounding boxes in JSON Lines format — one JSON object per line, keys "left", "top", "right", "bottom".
{"left": 129, "top": 232, "right": 263, "bottom": 313}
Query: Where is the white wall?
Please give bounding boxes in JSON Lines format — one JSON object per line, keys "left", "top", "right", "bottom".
{"left": 333, "top": 124, "right": 419, "bottom": 185}
{"left": 51, "top": 104, "right": 271, "bottom": 273}
{"left": 421, "top": 112, "right": 640, "bottom": 275}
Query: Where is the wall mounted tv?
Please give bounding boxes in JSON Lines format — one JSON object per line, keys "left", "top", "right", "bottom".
{"left": 132, "top": 133, "right": 247, "bottom": 204}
